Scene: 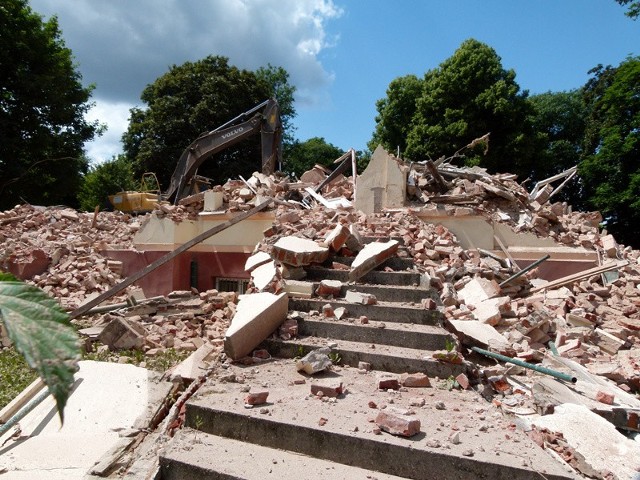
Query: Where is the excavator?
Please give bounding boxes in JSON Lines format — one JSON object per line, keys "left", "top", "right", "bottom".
{"left": 109, "top": 98, "right": 282, "bottom": 212}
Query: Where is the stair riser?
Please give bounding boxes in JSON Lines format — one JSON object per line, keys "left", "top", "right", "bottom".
{"left": 298, "top": 319, "right": 450, "bottom": 350}
{"left": 289, "top": 299, "right": 442, "bottom": 325}
{"left": 262, "top": 338, "right": 463, "bottom": 377}
{"left": 305, "top": 268, "right": 421, "bottom": 286}
{"left": 181, "top": 405, "right": 553, "bottom": 480}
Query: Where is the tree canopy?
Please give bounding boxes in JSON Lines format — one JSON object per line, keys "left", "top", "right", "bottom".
{"left": 122, "top": 56, "right": 296, "bottom": 190}
{"left": 403, "top": 39, "right": 535, "bottom": 178}
{"left": 579, "top": 57, "right": 640, "bottom": 245}
{"left": 77, "top": 154, "right": 137, "bottom": 211}
{"left": 284, "top": 137, "right": 344, "bottom": 178}
{"left": 0, "top": 0, "right": 100, "bottom": 210}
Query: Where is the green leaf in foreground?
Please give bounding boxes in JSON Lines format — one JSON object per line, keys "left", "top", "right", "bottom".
{"left": 0, "top": 280, "right": 81, "bottom": 424}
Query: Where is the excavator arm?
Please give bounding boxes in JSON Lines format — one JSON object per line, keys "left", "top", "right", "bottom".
{"left": 165, "top": 98, "right": 282, "bottom": 204}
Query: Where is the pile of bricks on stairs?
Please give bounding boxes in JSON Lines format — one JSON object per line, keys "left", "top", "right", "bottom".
{"left": 1, "top": 164, "right": 639, "bottom": 394}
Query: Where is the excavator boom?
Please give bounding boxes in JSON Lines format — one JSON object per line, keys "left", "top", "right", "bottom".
{"left": 165, "top": 98, "right": 282, "bottom": 204}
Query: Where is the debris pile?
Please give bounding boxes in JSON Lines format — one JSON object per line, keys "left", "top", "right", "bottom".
{"left": 0, "top": 204, "right": 140, "bottom": 309}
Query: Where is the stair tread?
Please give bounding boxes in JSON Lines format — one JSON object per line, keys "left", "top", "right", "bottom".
{"left": 178, "top": 359, "right": 575, "bottom": 480}
{"left": 161, "top": 428, "right": 408, "bottom": 480}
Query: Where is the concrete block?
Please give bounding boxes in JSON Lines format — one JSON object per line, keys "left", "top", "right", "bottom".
{"left": 375, "top": 408, "right": 421, "bottom": 437}
{"left": 324, "top": 224, "right": 350, "bottom": 252}
{"left": 345, "top": 224, "right": 364, "bottom": 252}
{"left": 251, "top": 260, "right": 278, "bottom": 292}
{"left": 272, "top": 236, "right": 329, "bottom": 267}
{"left": 345, "top": 290, "right": 377, "bottom": 305}
{"left": 169, "top": 343, "right": 216, "bottom": 383}
{"left": 224, "top": 292, "right": 289, "bottom": 360}
{"left": 98, "top": 316, "right": 146, "bottom": 351}
{"left": 296, "top": 348, "right": 332, "bottom": 374}
{"left": 457, "top": 277, "right": 500, "bottom": 306}
{"left": 593, "top": 328, "right": 626, "bottom": 355}
{"left": 244, "top": 251, "right": 272, "bottom": 272}
{"left": 449, "top": 319, "right": 510, "bottom": 351}
{"left": 349, "top": 240, "right": 399, "bottom": 281}
{"left": 284, "top": 280, "right": 314, "bottom": 298}
{"left": 473, "top": 296, "right": 511, "bottom": 325}
{"left": 601, "top": 234, "right": 618, "bottom": 258}
{"left": 203, "top": 190, "right": 224, "bottom": 211}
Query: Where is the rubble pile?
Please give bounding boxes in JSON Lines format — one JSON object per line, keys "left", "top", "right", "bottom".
{"left": 0, "top": 204, "right": 140, "bottom": 309}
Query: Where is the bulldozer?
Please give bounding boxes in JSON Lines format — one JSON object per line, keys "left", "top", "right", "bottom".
{"left": 109, "top": 98, "right": 282, "bottom": 213}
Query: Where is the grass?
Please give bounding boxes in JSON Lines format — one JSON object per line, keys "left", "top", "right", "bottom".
{"left": 83, "top": 344, "right": 191, "bottom": 372}
{"left": 0, "top": 346, "right": 38, "bottom": 410}
{"left": 0, "top": 344, "right": 191, "bottom": 411}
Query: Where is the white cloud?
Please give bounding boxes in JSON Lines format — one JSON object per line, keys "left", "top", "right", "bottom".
{"left": 29, "top": 0, "right": 343, "bottom": 163}
{"left": 85, "top": 101, "right": 133, "bottom": 165}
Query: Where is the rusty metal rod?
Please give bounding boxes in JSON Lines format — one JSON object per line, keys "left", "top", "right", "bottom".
{"left": 470, "top": 346, "right": 577, "bottom": 383}
{"left": 499, "top": 254, "right": 550, "bottom": 287}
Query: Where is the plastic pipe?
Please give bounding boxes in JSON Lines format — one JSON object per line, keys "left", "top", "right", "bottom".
{"left": 470, "top": 346, "right": 577, "bottom": 383}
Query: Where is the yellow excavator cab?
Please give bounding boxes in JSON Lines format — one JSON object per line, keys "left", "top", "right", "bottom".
{"left": 108, "top": 173, "right": 166, "bottom": 214}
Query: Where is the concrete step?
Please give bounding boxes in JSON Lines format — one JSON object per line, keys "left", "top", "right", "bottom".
{"left": 160, "top": 428, "right": 407, "bottom": 480}
{"left": 304, "top": 266, "right": 422, "bottom": 286}
{"left": 262, "top": 336, "right": 464, "bottom": 378}
{"left": 289, "top": 298, "right": 443, "bottom": 325}
{"left": 164, "top": 360, "right": 575, "bottom": 480}
{"left": 296, "top": 281, "right": 439, "bottom": 304}
{"left": 325, "top": 255, "right": 416, "bottom": 271}
{"left": 297, "top": 317, "right": 452, "bottom": 351}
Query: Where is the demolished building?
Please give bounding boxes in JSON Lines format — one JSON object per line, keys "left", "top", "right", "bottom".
{"left": 1, "top": 145, "right": 639, "bottom": 479}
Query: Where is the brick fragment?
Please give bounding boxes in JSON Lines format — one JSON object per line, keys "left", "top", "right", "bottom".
{"left": 245, "top": 391, "right": 269, "bottom": 405}
{"left": 311, "top": 380, "right": 343, "bottom": 398}
{"left": 401, "top": 372, "right": 431, "bottom": 388}
{"left": 375, "top": 409, "right": 421, "bottom": 437}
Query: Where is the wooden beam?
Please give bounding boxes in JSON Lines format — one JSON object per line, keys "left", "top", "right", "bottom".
{"left": 70, "top": 198, "right": 273, "bottom": 319}
{"left": 530, "top": 260, "right": 628, "bottom": 293}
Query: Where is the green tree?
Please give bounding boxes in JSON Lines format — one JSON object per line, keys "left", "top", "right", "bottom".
{"left": 526, "top": 90, "right": 587, "bottom": 204}
{"left": 369, "top": 74, "right": 423, "bottom": 156}
{"left": 77, "top": 155, "right": 137, "bottom": 211}
{"left": 284, "top": 137, "right": 343, "bottom": 178}
{"left": 256, "top": 64, "right": 297, "bottom": 147}
{"left": 404, "top": 39, "right": 535, "bottom": 178}
{"left": 616, "top": 0, "right": 640, "bottom": 19}
{"left": 122, "top": 56, "right": 296, "bottom": 189}
{"left": 579, "top": 57, "right": 640, "bottom": 246}
{"left": 0, "top": 0, "right": 100, "bottom": 210}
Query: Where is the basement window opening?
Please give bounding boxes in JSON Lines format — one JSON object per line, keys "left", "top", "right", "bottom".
{"left": 216, "top": 277, "right": 250, "bottom": 294}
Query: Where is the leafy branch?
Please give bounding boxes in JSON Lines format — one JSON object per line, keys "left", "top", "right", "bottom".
{"left": 0, "top": 272, "right": 81, "bottom": 424}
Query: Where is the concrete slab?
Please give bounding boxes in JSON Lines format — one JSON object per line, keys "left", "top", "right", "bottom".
{"left": 224, "top": 292, "right": 289, "bottom": 360}
{"left": 449, "top": 319, "right": 510, "bottom": 350}
{"left": 272, "top": 236, "right": 329, "bottom": 267}
{"left": 244, "top": 251, "right": 271, "bottom": 272}
{"left": 531, "top": 403, "right": 640, "bottom": 479}
{"left": 250, "top": 260, "right": 278, "bottom": 292}
{"left": 349, "top": 240, "right": 399, "bottom": 281}
{"left": 0, "top": 361, "right": 172, "bottom": 479}
{"left": 182, "top": 359, "right": 576, "bottom": 480}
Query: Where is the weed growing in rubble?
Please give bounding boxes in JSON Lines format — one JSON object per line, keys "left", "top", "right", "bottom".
{"left": 440, "top": 375, "right": 460, "bottom": 391}
{"left": 328, "top": 352, "right": 342, "bottom": 365}
{"left": 0, "top": 346, "right": 38, "bottom": 410}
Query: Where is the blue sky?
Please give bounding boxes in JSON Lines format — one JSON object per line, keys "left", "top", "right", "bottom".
{"left": 29, "top": 1, "right": 640, "bottom": 163}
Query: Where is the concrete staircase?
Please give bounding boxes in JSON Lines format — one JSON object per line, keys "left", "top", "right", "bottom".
{"left": 158, "top": 245, "right": 577, "bottom": 480}
{"left": 262, "top": 253, "right": 463, "bottom": 378}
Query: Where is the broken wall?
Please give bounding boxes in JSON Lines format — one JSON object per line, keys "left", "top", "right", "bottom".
{"left": 355, "top": 145, "right": 407, "bottom": 214}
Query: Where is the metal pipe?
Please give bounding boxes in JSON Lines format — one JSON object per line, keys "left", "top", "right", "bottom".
{"left": 0, "top": 388, "right": 50, "bottom": 437}
{"left": 470, "top": 346, "right": 577, "bottom": 383}
{"left": 499, "top": 254, "right": 550, "bottom": 287}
